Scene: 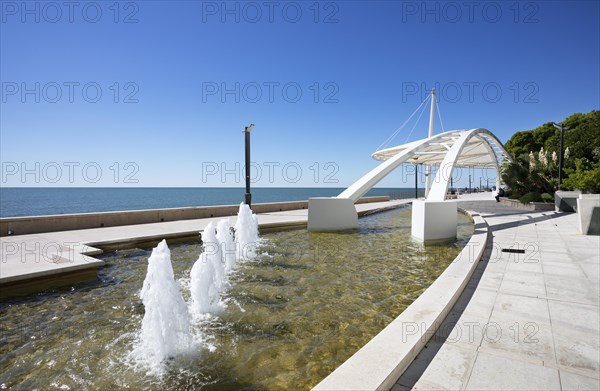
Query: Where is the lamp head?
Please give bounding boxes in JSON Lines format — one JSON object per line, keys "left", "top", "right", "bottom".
{"left": 244, "top": 124, "right": 255, "bottom": 133}
{"left": 552, "top": 122, "right": 569, "bottom": 130}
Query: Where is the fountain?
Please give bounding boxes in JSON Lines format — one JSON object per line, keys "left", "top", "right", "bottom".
{"left": 189, "top": 203, "right": 259, "bottom": 315}
{"left": 234, "top": 202, "right": 260, "bottom": 261}
{"left": 189, "top": 222, "right": 226, "bottom": 315}
{"left": 0, "top": 207, "right": 474, "bottom": 390}
{"left": 216, "top": 219, "right": 236, "bottom": 274}
{"left": 131, "top": 239, "right": 193, "bottom": 375}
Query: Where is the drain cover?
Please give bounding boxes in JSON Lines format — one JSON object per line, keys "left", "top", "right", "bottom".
{"left": 501, "top": 248, "right": 526, "bottom": 254}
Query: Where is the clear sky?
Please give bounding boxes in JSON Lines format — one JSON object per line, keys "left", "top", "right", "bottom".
{"left": 1, "top": 0, "right": 598, "bottom": 188}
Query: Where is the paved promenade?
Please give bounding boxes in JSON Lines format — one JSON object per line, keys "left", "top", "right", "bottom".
{"left": 0, "top": 200, "right": 407, "bottom": 285}
{"left": 394, "top": 200, "right": 600, "bottom": 390}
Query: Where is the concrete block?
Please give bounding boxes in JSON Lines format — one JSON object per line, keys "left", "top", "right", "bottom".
{"left": 411, "top": 200, "right": 457, "bottom": 242}
{"left": 555, "top": 190, "right": 581, "bottom": 212}
{"left": 307, "top": 197, "right": 358, "bottom": 231}
{"left": 577, "top": 194, "right": 600, "bottom": 235}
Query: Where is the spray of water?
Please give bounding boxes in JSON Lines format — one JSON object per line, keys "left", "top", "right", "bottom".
{"left": 189, "top": 203, "right": 260, "bottom": 316}
{"left": 189, "top": 222, "right": 226, "bottom": 315}
{"left": 132, "top": 203, "right": 261, "bottom": 374}
{"left": 131, "top": 240, "right": 193, "bottom": 376}
{"left": 216, "top": 219, "right": 237, "bottom": 274}
{"left": 234, "top": 202, "right": 260, "bottom": 262}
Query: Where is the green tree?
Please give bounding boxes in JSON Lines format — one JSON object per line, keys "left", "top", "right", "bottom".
{"left": 505, "top": 131, "right": 536, "bottom": 160}
{"left": 562, "top": 156, "right": 600, "bottom": 193}
{"left": 503, "top": 110, "right": 600, "bottom": 194}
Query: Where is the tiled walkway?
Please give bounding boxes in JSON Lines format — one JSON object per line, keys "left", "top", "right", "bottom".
{"left": 394, "top": 201, "right": 600, "bottom": 390}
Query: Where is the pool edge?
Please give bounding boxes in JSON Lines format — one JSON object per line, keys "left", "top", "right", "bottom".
{"left": 311, "top": 209, "right": 489, "bottom": 391}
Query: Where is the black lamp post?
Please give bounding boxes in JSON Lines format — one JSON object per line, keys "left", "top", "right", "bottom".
{"left": 411, "top": 158, "right": 419, "bottom": 199}
{"left": 414, "top": 163, "right": 419, "bottom": 198}
{"left": 552, "top": 122, "right": 570, "bottom": 190}
{"left": 244, "top": 124, "right": 255, "bottom": 207}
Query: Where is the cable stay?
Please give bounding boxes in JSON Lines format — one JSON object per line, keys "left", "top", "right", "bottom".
{"left": 436, "top": 98, "right": 445, "bottom": 133}
{"left": 403, "top": 100, "right": 429, "bottom": 143}
{"left": 375, "top": 89, "right": 444, "bottom": 151}
{"left": 375, "top": 93, "right": 430, "bottom": 151}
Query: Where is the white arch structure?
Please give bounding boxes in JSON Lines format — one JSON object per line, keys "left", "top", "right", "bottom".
{"left": 308, "top": 128, "right": 513, "bottom": 235}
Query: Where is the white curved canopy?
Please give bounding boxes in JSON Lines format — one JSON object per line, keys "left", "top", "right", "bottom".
{"left": 372, "top": 129, "right": 510, "bottom": 167}
{"left": 337, "top": 128, "right": 513, "bottom": 203}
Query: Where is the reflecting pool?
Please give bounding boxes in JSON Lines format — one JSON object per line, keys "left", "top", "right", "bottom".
{"left": 0, "top": 207, "right": 473, "bottom": 390}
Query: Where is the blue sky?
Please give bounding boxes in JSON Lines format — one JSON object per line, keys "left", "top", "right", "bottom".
{"left": 1, "top": 0, "right": 598, "bottom": 188}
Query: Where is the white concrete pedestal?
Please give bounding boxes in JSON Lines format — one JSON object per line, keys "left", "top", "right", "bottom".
{"left": 576, "top": 194, "right": 600, "bottom": 235}
{"left": 411, "top": 200, "right": 457, "bottom": 242}
{"left": 308, "top": 197, "right": 358, "bottom": 231}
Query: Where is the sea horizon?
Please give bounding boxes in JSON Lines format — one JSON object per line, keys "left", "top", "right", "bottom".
{"left": 0, "top": 186, "right": 424, "bottom": 218}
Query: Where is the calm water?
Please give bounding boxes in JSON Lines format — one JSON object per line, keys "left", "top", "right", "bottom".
{"left": 0, "top": 187, "right": 422, "bottom": 218}
{"left": 0, "top": 207, "right": 473, "bottom": 390}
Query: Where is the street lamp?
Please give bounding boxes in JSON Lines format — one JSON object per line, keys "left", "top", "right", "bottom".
{"left": 243, "top": 124, "right": 255, "bottom": 207}
{"left": 412, "top": 157, "right": 419, "bottom": 199}
{"left": 552, "top": 122, "right": 570, "bottom": 190}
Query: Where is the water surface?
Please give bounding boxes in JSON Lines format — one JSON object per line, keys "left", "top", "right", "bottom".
{"left": 0, "top": 187, "right": 422, "bottom": 217}
{"left": 0, "top": 207, "right": 473, "bottom": 390}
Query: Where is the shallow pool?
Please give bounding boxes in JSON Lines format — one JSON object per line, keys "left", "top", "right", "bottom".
{"left": 0, "top": 207, "right": 473, "bottom": 390}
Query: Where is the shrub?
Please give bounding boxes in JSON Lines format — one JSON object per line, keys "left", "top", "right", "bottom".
{"left": 541, "top": 193, "right": 553, "bottom": 203}
{"left": 519, "top": 192, "right": 543, "bottom": 204}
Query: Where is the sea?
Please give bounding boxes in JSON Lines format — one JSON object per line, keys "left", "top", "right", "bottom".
{"left": 0, "top": 187, "right": 423, "bottom": 218}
